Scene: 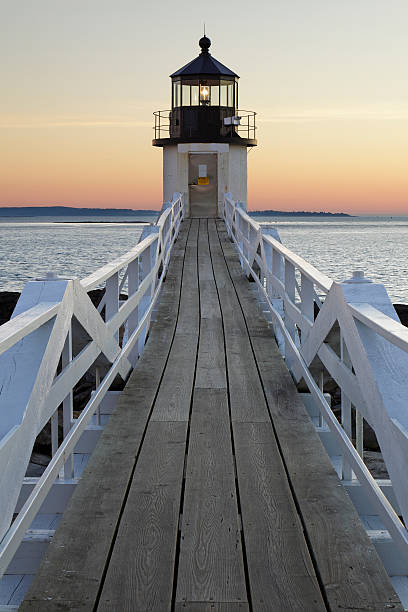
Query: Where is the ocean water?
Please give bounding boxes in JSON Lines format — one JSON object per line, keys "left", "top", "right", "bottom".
{"left": 1, "top": 214, "right": 407, "bottom": 304}
{"left": 0, "top": 216, "right": 150, "bottom": 292}
{"left": 256, "top": 215, "right": 408, "bottom": 304}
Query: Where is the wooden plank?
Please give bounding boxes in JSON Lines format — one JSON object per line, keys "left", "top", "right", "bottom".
{"left": 208, "top": 220, "right": 269, "bottom": 422}
{"left": 20, "top": 222, "right": 192, "bottom": 611}
{"left": 218, "top": 220, "right": 403, "bottom": 612}
{"left": 197, "top": 219, "right": 214, "bottom": 283}
{"left": 98, "top": 219, "right": 200, "bottom": 609}
{"left": 176, "top": 217, "right": 246, "bottom": 605}
{"left": 176, "top": 389, "right": 247, "bottom": 605}
{"left": 194, "top": 317, "right": 226, "bottom": 390}
{"left": 152, "top": 220, "right": 199, "bottom": 421}
{"left": 97, "top": 422, "right": 187, "bottom": 612}
{"left": 233, "top": 423, "right": 325, "bottom": 612}
{"left": 175, "top": 603, "right": 249, "bottom": 611}
{"left": 177, "top": 220, "right": 199, "bottom": 336}
{"left": 151, "top": 334, "right": 198, "bottom": 421}
{"left": 195, "top": 220, "right": 226, "bottom": 390}
{"left": 209, "top": 220, "right": 325, "bottom": 610}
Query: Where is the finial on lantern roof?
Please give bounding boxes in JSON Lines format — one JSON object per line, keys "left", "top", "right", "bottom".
{"left": 199, "top": 32, "right": 211, "bottom": 55}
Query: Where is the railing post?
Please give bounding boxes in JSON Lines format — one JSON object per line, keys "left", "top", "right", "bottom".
{"left": 105, "top": 272, "right": 119, "bottom": 341}
{"left": 284, "top": 260, "right": 297, "bottom": 370}
{"left": 138, "top": 227, "right": 160, "bottom": 354}
{"left": 62, "top": 325, "right": 74, "bottom": 479}
{"left": 300, "top": 273, "right": 314, "bottom": 329}
{"left": 340, "top": 331, "right": 353, "bottom": 481}
{"left": 127, "top": 256, "right": 140, "bottom": 366}
{"left": 356, "top": 409, "right": 364, "bottom": 458}
{"left": 284, "top": 260, "right": 296, "bottom": 339}
{"left": 259, "top": 227, "right": 285, "bottom": 355}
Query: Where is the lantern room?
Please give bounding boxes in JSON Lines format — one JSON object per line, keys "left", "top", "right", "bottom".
{"left": 153, "top": 36, "right": 256, "bottom": 146}
{"left": 153, "top": 36, "right": 257, "bottom": 218}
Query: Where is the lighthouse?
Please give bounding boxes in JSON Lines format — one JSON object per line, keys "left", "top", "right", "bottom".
{"left": 153, "top": 36, "right": 257, "bottom": 218}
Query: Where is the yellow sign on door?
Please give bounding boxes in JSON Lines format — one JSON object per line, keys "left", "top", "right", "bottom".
{"left": 198, "top": 177, "right": 209, "bottom": 185}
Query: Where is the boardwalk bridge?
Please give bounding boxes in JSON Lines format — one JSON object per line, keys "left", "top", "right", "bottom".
{"left": 1, "top": 38, "right": 408, "bottom": 611}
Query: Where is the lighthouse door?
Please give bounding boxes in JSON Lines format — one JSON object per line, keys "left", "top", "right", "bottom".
{"left": 188, "top": 153, "right": 218, "bottom": 218}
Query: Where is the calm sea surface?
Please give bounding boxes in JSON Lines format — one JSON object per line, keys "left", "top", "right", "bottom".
{"left": 257, "top": 215, "right": 408, "bottom": 304}
{"left": 1, "top": 214, "right": 407, "bottom": 303}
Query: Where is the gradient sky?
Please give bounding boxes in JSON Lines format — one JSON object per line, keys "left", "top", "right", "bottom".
{"left": 1, "top": 0, "right": 407, "bottom": 213}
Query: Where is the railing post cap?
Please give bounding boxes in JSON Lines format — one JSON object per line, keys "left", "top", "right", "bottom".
{"left": 342, "top": 270, "right": 373, "bottom": 284}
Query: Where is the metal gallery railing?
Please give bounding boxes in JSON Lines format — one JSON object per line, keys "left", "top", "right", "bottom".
{"left": 223, "top": 193, "right": 408, "bottom": 562}
{"left": 0, "top": 193, "right": 185, "bottom": 576}
{"left": 153, "top": 108, "right": 256, "bottom": 141}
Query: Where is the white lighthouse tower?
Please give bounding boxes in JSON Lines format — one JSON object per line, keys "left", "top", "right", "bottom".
{"left": 153, "top": 36, "right": 257, "bottom": 217}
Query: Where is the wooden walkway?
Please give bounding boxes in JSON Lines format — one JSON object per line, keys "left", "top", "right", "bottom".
{"left": 21, "top": 219, "right": 402, "bottom": 611}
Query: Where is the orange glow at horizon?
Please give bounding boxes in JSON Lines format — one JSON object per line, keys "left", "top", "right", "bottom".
{"left": 1, "top": 116, "right": 408, "bottom": 214}
{"left": 1, "top": 1, "right": 408, "bottom": 215}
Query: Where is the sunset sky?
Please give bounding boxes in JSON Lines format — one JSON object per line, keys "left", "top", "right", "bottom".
{"left": 1, "top": 0, "right": 407, "bottom": 214}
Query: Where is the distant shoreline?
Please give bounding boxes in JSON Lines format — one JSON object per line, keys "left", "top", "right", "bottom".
{"left": 0, "top": 205, "right": 351, "bottom": 218}
{"left": 250, "top": 210, "right": 351, "bottom": 217}
{"left": 54, "top": 220, "right": 152, "bottom": 224}
{"left": 0, "top": 206, "right": 158, "bottom": 217}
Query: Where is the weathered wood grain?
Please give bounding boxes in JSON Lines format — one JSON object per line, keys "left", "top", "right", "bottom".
{"left": 20, "top": 222, "right": 192, "bottom": 611}
{"left": 151, "top": 333, "right": 198, "bottom": 421}
{"left": 176, "top": 389, "right": 247, "bottom": 605}
{"left": 21, "top": 217, "right": 403, "bottom": 612}
{"left": 152, "top": 220, "right": 199, "bottom": 421}
{"left": 210, "top": 220, "right": 325, "bottom": 611}
{"left": 97, "top": 219, "right": 200, "bottom": 609}
{"left": 175, "top": 604, "right": 249, "bottom": 611}
{"left": 97, "top": 422, "right": 187, "bottom": 611}
{"left": 176, "top": 218, "right": 246, "bottom": 606}
{"left": 218, "top": 220, "right": 403, "bottom": 612}
{"left": 233, "top": 423, "right": 325, "bottom": 612}
{"left": 208, "top": 220, "right": 269, "bottom": 422}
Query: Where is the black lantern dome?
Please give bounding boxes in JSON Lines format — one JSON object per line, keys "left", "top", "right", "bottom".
{"left": 153, "top": 37, "right": 256, "bottom": 147}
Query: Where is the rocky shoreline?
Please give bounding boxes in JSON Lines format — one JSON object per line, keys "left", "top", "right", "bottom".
{"left": 1, "top": 291, "right": 407, "bottom": 478}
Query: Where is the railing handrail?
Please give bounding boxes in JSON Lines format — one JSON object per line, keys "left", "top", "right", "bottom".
{"left": 222, "top": 193, "right": 408, "bottom": 564}
{"left": 81, "top": 233, "right": 158, "bottom": 291}
{"left": 0, "top": 303, "right": 60, "bottom": 356}
{"left": 0, "top": 192, "right": 185, "bottom": 576}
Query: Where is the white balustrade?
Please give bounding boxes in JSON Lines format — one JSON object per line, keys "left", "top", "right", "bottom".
{"left": 0, "top": 192, "right": 184, "bottom": 576}
{"left": 223, "top": 192, "right": 408, "bottom": 562}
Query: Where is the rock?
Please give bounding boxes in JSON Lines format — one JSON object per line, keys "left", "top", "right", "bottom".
{"left": 26, "top": 452, "right": 50, "bottom": 477}
{"left": 0, "top": 291, "right": 20, "bottom": 326}
{"left": 394, "top": 304, "right": 408, "bottom": 327}
{"left": 364, "top": 451, "right": 389, "bottom": 479}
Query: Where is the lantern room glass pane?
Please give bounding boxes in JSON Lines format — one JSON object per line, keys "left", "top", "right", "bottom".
{"left": 220, "top": 83, "right": 227, "bottom": 106}
{"left": 182, "top": 84, "right": 190, "bottom": 106}
{"left": 210, "top": 85, "right": 219, "bottom": 106}
{"left": 227, "top": 83, "right": 233, "bottom": 107}
{"left": 191, "top": 85, "right": 199, "bottom": 105}
{"left": 173, "top": 81, "right": 181, "bottom": 107}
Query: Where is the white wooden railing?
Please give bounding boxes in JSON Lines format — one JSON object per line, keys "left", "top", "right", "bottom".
{"left": 223, "top": 193, "right": 408, "bottom": 563}
{"left": 0, "top": 193, "right": 184, "bottom": 576}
